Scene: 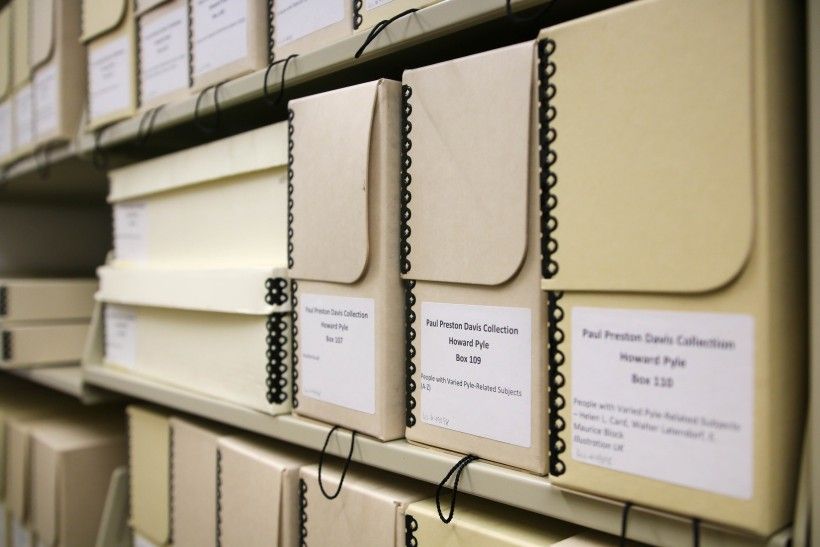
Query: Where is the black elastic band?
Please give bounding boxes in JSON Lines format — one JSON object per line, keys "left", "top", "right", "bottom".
{"left": 354, "top": 9, "right": 418, "bottom": 59}
{"left": 91, "top": 126, "right": 109, "bottom": 171}
{"left": 435, "top": 454, "right": 478, "bottom": 524}
{"left": 136, "top": 106, "right": 163, "bottom": 147}
{"left": 619, "top": 502, "right": 633, "bottom": 547}
{"left": 505, "top": 0, "right": 555, "bottom": 24}
{"left": 263, "top": 54, "right": 298, "bottom": 107}
{"left": 692, "top": 518, "right": 700, "bottom": 547}
{"left": 194, "top": 83, "right": 223, "bottom": 135}
{"left": 317, "top": 426, "right": 357, "bottom": 500}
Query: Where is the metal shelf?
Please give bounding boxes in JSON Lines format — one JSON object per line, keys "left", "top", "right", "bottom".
{"left": 9, "top": 365, "right": 117, "bottom": 404}
{"left": 84, "top": 364, "right": 790, "bottom": 547}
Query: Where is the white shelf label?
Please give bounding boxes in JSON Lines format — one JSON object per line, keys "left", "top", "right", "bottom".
{"left": 140, "top": 5, "right": 190, "bottom": 103}
{"left": 0, "top": 102, "right": 11, "bottom": 159}
{"left": 34, "top": 63, "right": 60, "bottom": 139}
{"left": 276, "top": 0, "right": 344, "bottom": 46}
{"left": 114, "top": 201, "right": 149, "bottom": 262}
{"left": 88, "top": 35, "right": 133, "bottom": 122}
{"left": 13, "top": 85, "right": 34, "bottom": 150}
{"left": 192, "top": 0, "right": 248, "bottom": 77}
{"left": 300, "top": 293, "right": 376, "bottom": 414}
{"left": 420, "top": 301, "right": 532, "bottom": 447}
{"left": 570, "top": 306, "right": 754, "bottom": 499}
{"left": 104, "top": 304, "right": 138, "bottom": 369}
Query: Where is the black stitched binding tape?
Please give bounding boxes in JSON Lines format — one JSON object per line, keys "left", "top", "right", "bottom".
{"left": 287, "top": 109, "right": 295, "bottom": 269}
{"left": 405, "top": 514, "right": 419, "bottom": 547}
{"left": 299, "top": 478, "right": 308, "bottom": 546}
{"left": 265, "top": 313, "right": 289, "bottom": 405}
{"left": 399, "top": 84, "right": 413, "bottom": 275}
{"left": 291, "top": 280, "right": 300, "bottom": 408}
{"left": 216, "top": 449, "right": 223, "bottom": 547}
{"left": 353, "top": 0, "right": 363, "bottom": 30}
{"left": 267, "top": 0, "right": 276, "bottom": 64}
{"left": 404, "top": 280, "right": 417, "bottom": 427}
{"left": 539, "top": 37, "right": 566, "bottom": 477}
{"left": 169, "top": 426, "right": 176, "bottom": 543}
{"left": 0, "top": 286, "right": 7, "bottom": 316}
{"left": 2, "top": 331, "right": 11, "bottom": 361}
{"left": 186, "top": 0, "right": 194, "bottom": 87}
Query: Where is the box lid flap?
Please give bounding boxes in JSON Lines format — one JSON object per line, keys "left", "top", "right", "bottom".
{"left": 29, "top": 0, "right": 55, "bottom": 71}
{"left": 81, "top": 0, "right": 128, "bottom": 42}
{"left": 538, "top": 0, "right": 754, "bottom": 294}
{"left": 401, "top": 42, "right": 533, "bottom": 286}
{"left": 0, "top": 5, "right": 11, "bottom": 100}
{"left": 288, "top": 80, "right": 382, "bottom": 284}
{"left": 109, "top": 123, "right": 288, "bottom": 203}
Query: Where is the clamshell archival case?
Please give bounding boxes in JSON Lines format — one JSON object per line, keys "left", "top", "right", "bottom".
{"left": 0, "top": 279, "right": 96, "bottom": 323}
{"left": 0, "top": 321, "right": 88, "bottom": 370}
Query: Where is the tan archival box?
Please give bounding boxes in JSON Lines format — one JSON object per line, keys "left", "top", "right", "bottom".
{"left": 29, "top": 0, "right": 86, "bottom": 145}
{"left": 127, "top": 405, "right": 171, "bottom": 546}
{"left": 217, "top": 435, "right": 312, "bottom": 547}
{"left": 10, "top": 0, "right": 34, "bottom": 160}
{"left": 136, "top": 0, "right": 191, "bottom": 110}
{"left": 538, "top": 0, "right": 805, "bottom": 535}
{"left": 272, "top": 0, "right": 352, "bottom": 61}
{"left": 0, "top": 321, "right": 88, "bottom": 369}
{"left": 191, "top": 0, "right": 269, "bottom": 91}
{"left": 0, "top": 279, "right": 95, "bottom": 322}
{"left": 299, "top": 463, "right": 427, "bottom": 546}
{"left": 405, "top": 495, "right": 582, "bottom": 546}
{"left": 0, "top": 3, "right": 12, "bottom": 162}
{"left": 289, "top": 79, "right": 406, "bottom": 440}
{"left": 81, "top": 0, "right": 137, "bottom": 128}
{"left": 401, "top": 42, "right": 547, "bottom": 474}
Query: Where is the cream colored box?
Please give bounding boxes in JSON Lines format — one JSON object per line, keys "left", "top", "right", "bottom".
{"left": 353, "top": 0, "right": 440, "bottom": 33}
{"left": 299, "top": 463, "right": 426, "bottom": 546}
{"left": 0, "top": 321, "right": 88, "bottom": 369}
{"left": 405, "top": 495, "right": 582, "bottom": 546}
{"left": 136, "top": 0, "right": 191, "bottom": 110}
{"left": 10, "top": 0, "right": 34, "bottom": 160}
{"left": 190, "top": 0, "right": 269, "bottom": 91}
{"left": 81, "top": 0, "right": 138, "bottom": 128}
{"left": 272, "top": 0, "right": 352, "bottom": 60}
{"left": 288, "top": 80, "right": 405, "bottom": 441}
{"left": 0, "top": 279, "right": 96, "bottom": 322}
{"left": 127, "top": 405, "right": 171, "bottom": 546}
{"left": 170, "top": 417, "right": 232, "bottom": 547}
{"left": 29, "top": 0, "right": 86, "bottom": 145}
{"left": 538, "top": 0, "right": 804, "bottom": 536}
{"left": 95, "top": 267, "right": 292, "bottom": 414}
{"left": 217, "top": 435, "right": 312, "bottom": 547}
{"left": 401, "top": 42, "right": 547, "bottom": 474}
{"left": 108, "top": 122, "right": 287, "bottom": 270}
{"left": 0, "top": 4, "right": 12, "bottom": 163}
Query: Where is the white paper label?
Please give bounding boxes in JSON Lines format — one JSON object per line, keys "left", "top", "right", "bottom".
{"left": 192, "top": 0, "right": 248, "bottom": 77}
{"left": 366, "top": 0, "right": 394, "bottom": 9}
{"left": 104, "top": 304, "right": 138, "bottom": 369}
{"left": 300, "top": 294, "right": 376, "bottom": 414}
{"left": 570, "top": 307, "right": 754, "bottom": 498}
{"left": 420, "top": 302, "right": 532, "bottom": 447}
{"left": 114, "top": 202, "right": 149, "bottom": 262}
{"left": 133, "top": 533, "right": 159, "bottom": 547}
{"left": 88, "top": 35, "right": 133, "bottom": 122}
{"left": 33, "top": 64, "right": 60, "bottom": 139}
{"left": 276, "top": 0, "right": 344, "bottom": 46}
{"left": 11, "top": 519, "right": 30, "bottom": 547}
{"left": 13, "top": 86, "right": 33, "bottom": 150}
{"left": 0, "top": 102, "right": 12, "bottom": 159}
{"left": 140, "top": 5, "right": 190, "bottom": 103}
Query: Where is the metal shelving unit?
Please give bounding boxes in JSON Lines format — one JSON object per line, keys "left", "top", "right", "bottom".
{"left": 7, "top": 365, "right": 116, "bottom": 404}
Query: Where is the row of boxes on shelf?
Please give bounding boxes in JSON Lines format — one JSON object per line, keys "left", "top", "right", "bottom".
{"left": 0, "top": 0, "right": 443, "bottom": 163}
{"left": 127, "top": 404, "right": 616, "bottom": 547}
{"left": 87, "top": 0, "right": 804, "bottom": 537}
{"left": 0, "top": 378, "right": 126, "bottom": 547}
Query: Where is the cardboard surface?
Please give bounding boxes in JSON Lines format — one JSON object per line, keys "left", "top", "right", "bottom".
{"left": 0, "top": 279, "right": 96, "bottom": 322}
{"left": 127, "top": 405, "right": 171, "bottom": 545}
{"left": 0, "top": 321, "right": 89, "bottom": 369}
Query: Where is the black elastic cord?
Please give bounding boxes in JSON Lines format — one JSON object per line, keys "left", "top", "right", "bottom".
{"left": 505, "top": 0, "right": 555, "bottom": 24}
{"left": 136, "top": 106, "right": 163, "bottom": 147}
{"left": 354, "top": 9, "right": 418, "bottom": 59}
{"left": 435, "top": 454, "right": 478, "bottom": 524}
{"left": 619, "top": 502, "right": 633, "bottom": 547}
{"left": 263, "top": 54, "right": 298, "bottom": 107}
{"left": 692, "top": 518, "right": 700, "bottom": 547}
{"left": 317, "top": 426, "right": 357, "bottom": 500}
{"left": 194, "top": 83, "right": 223, "bottom": 135}
{"left": 91, "top": 126, "right": 109, "bottom": 171}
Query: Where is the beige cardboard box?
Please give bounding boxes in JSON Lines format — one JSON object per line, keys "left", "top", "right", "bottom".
{"left": 0, "top": 4, "right": 12, "bottom": 163}
{"left": 29, "top": 0, "right": 86, "bottom": 146}
{"left": 170, "top": 417, "right": 232, "bottom": 547}
{"left": 0, "top": 279, "right": 96, "bottom": 323}
{"left": 405, "top": 495, "right": 581, "bottom": 546}
{"left": 127, "top": 405, "right": 171, "bottom": 546}
{"left": 299, "top": 463, "right": 427, "bottom": 546}
{"left": 217, "top": 435, "right": 312, "bottom": 547}
{"left": 272, "top": 0, "right": 352, "bottom": 60}
{"left": 401, "top": 41, "right": 547, "bottom": 474}
{"left": 0, "top": 321, "right": 88, "bottom": 369}
{"left": 10, "top": 0, "right": 34, "bottom": 160}
{"left": 190, "top": 0, "right": 269, "bottom": 91}
{"left": 353, "top": 0, "right": 440, "bottom": 32}
{"left": 538, "top": 0, "right": 805, "bottom": 536}
{"left": 30, "top": 415, "right": 127, "bottom": 547}
{"left": 288, "top": 79, "right": 405, "bottom": 441}
{"left": 81, "top": 0, "right": 138, "bottom": 128}
{"left": 136, "top": 0, "right": 191, "bottom": 110}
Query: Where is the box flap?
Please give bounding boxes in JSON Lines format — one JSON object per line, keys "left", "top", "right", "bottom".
{"left": 30, "top": 439, "right": 59, "bottom": 547}
{"left": 135, "top": 0, "right": 171, "bottom": 16}
{"left": 288, "top": 80, "right": 381, "bottom": 284}
{"left": 127, "top": 405, "right": 171, "bottom": 544}
{"left": 6, "top": 421, "right": 31, "bottom": 522}
{"left": 109, "top": 123, "right": 288, "bottom": 203}
{"left": 0, "top": 5, "right": 11, "bottom": 100}
{"left": 29, "top": 0, "right": 55, "bottom": 71}
{"left": 401, "top": 42, "right": 533, "bottom": 286}
{"left": 538, "top": 0, "right": 754, "bottom": 294}
{"left": 81, "top": 0, "right": 127, "bottom": 42}
{"left": 11, "top": 0, "right": 30, "bottom": 88}
{"left": 97, "top": 265, "right": 288, "bottom": 315}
